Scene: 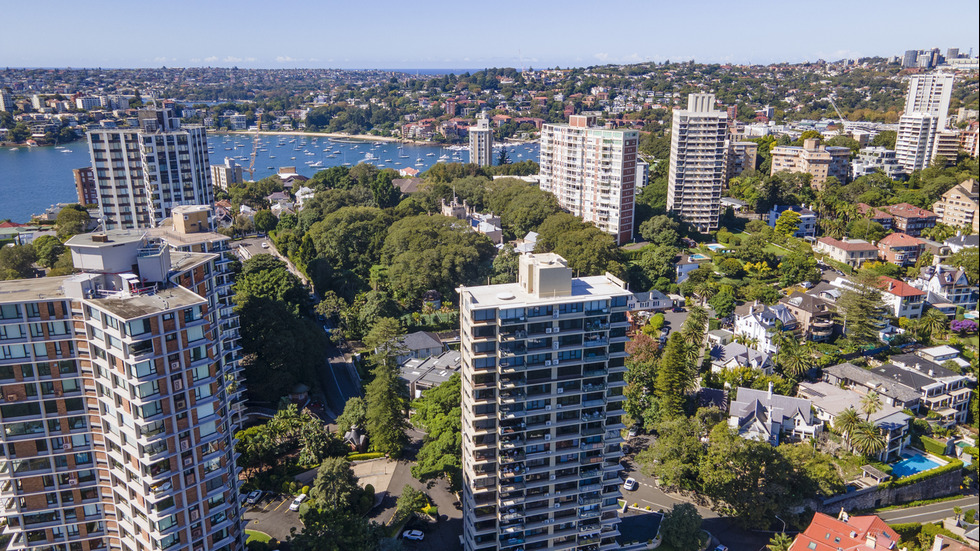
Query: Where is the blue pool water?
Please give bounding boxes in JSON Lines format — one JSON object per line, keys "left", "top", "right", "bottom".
{"left": 690, "top": 254, "right": 710, "bottom": 261}
{"left": 892, "top": 455, "right": 942, "bottom": 478}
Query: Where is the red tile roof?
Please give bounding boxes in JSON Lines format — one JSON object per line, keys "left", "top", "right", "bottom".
{"left": 789, "top": 513, "right": 900, "bottom": 551}
{"left": 878, "top": 232, "right": 924, "bottom": 248}
{"left": 857, "top": 203, "right": 893, "bottom": 220}
{"left": 877, "top": 276, "right": 926, "bottom": 297}
{"left": 0, "top": 221, "right": 26, "bottom": 228}
{"left": 885, "top": 203, "right": 937, "bottom": 219}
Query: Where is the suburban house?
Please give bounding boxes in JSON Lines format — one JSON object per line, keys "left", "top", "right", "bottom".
{"left": 728, "top": 384, "right": 822, "bottom": 445}
{"left": 295, "top": 186, "right": 315, "bottom": 210}
{"left": 710, "top": 342, "right": 774, "bottom": 374}
{"left": 798, "top": 381, "right": 911, "bottom": 460}
{"left": 917, "top": 345, "right": 971, "bottom": 371}
{"left": 944, "top": 233, "right": 979, "bottom": 253}
{"left": 823, "top": 362, "right": 922, "bottom": 411}
{"left": 913, "top": 265, "right": 977, "bottom": 308}
{"left": 858, "top": 203, "right": 897, "bottom": 230}
{"left": 789, "top": 512, "right": 899, "bottom": 551}
{"left": 627, "top": 289, "right": 672, "bottom": 311}
{"left": 876, "top": 232, "right": 924, "bottom": 267}
{"left": 676, "top": 254, "right": 709, "bottom": 284}
{"left": 767, "top": 204, "right": 817, "bottom": 238}
{"left": 399, "top": 349, "right": 462, "bottom": 399}
{"left": 887, "top": 354, "right": 972, "bottom": 425}
{"left": 780, "top": 293, "right": 835, "bottom": 342}
{"left": 733, "top": 303, "right": 796, "bottom": 354}
{"left": 383, "top": 330, "right": 446, "bottom": 365}
{"left": 877, "top": 276, "right": 926, "bottom": 319}
{"left": 815, "top": 237, "right": 879, "bottom": 268}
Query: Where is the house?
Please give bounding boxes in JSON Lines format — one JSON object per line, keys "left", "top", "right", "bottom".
{"left": 780, "top": 293, "right": 835, "bottom": 342}
{"left": 398, "top": 167, "right": 420, "bottom": 178}
{"left": 884, "top": 203, "right": 938, "bottom": 236}
{"left": 393, "top": 178, "right": 422, "bottom": 194}
{"left": 676, "top": 254, "right": 709, "bottom": 284}
{"left": 823, "top": 362, "right": 922, "bottom": 410}
{"left": 767, "top": 204, "right": 817, "bottom": 237}
{"left": 815, "top": 237, "right": 879, "bottom": 268}
{"left": 945, "top": 233, "right": 979, "bottom": 253}
{"left": 295, "top": 186, "right": 315, "bottom": 210}
{"left": 706, "top": 329, "right": 733, "bottom": 347}
{"left": 710, "top": 342, "right": 774, "bottom": 374}
{"left": 932, "top": 179, "right": 979, "bottom": 234}
{"left": 733, "top": 303, "right": 796, "bottom": 354}
{"left": 399, "top": 350, "right": 462, "bottom": 399}
{"left": 857, "top": 203, "right": 896, "bottom": 230}
{"left": 385, "top": 331, "right": 445, "bottom": 365}
{"left": 913, "top": 265, "right": 977, "bottom": 308}
{"left": 917, "top": 345, "right": 971, "bottom": 371}
{"left": 887, "top": 354, "right": 971, "bottom": 425}
{"left": 728, "top": 384, "right": 822, "bottom": 445}
{"left": 789, "top": 512, "right": 899, "bottom": 551}
{"left": 515, "top": 231, "right": 538, "bottom": 254}
{"left": 627, "top": 289, "right": 671, "bottom": 311}
{"left": 798, "top": 381, "right": 911, "bottom": 460}
{"left": 877, "top": 232, "right": 924, "bottom": 267}
{"left": 877, "top": 276, "right": 926, "bottom": 319}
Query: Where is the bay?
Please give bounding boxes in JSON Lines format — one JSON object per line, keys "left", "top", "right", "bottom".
{"left": 0, "top": 133, "right": 539, "bottom": 223}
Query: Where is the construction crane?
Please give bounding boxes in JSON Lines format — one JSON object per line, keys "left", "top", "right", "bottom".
{"left": 243, "top": 113, "right": 261, "bottom": 180}
{"left": 825, "top": 95, "right": 850, "bottom": 133}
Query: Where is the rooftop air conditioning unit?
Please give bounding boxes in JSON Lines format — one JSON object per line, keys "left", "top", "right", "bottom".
{"left": 557, "top": 388, "right": 564, "bottom": 394}
{"left": 553, "top": 343, "right": 559, "bottom": 350}
{"left": 545, "top": 405, "right": 551, "bottom": 411}
{"left": 68, "top": 477, "right": 78, "bottom": 487}
{"left": 545, "top": 434, "right": 551, "bottom": 441}
{"left": 173, "top": 379, "right": 183, "bottom": 391}
{"left": 170, "top": 362, "right": 180, "bottom": 370}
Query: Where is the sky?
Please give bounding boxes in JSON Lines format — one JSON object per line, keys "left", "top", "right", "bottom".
{"left": 4, "top": 0, "right": 978, "bottom": 70}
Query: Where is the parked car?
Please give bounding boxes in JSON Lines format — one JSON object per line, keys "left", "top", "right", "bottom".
{"left": 627, "top": 426, "right": 638, "bottom": 439}
{"left": 245, "top": 490, "right": 263, "bottom": 505}
{"left": 289, "top": 494, "right": 308, "bottom": 511}
{"left": 261, "top": 242, "right": 270, "bottom": 249}
{"left": 623, "top": 478, "right": 638, "bottom": 491}
{"left": 403, "top": 530, "right": 425, "bottom": 541}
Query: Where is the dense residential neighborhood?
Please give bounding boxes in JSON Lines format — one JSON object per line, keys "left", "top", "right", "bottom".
{"left": 0, "top": 36, "right": 979, "bottom": 551}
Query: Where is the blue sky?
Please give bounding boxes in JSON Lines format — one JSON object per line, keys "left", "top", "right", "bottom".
{"left": 5, "top": 0, "right": 978, "bottom": 69}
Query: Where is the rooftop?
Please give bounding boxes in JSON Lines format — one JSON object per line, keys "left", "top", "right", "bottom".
{"left": 89, "top": 284, "right": 205, "bottom": 320}
{"left": 65, "top": 229, "right": 146, "bottom": 248}
{"left": 0, "top": 275, "right": 71, "bottom": 303}
{"left": 461, "top": 274, "right": 629, "bottom": 309}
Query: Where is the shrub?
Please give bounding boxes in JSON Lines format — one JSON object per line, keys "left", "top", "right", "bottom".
{"left": 920, "top": 436, "right": 948, "bottom": 456}
{"left": 300, "top": 485, "right": 310, "bottom": 496}
{"left": 347, "top": 451, "right": 385, "bottom": 461}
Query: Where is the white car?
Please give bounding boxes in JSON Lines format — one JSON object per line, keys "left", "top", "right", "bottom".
{"left": 261, "top": 242, "right": 270, "bottom": 249}
{"left": 245, "top": 490, "right": 263, "bottom": 505}
{"left": 623, "top": 477, "right": 638, "bottom": 491}
{"left": 289, "top": 494, "right": 307, "bottom": 511}
{"left": 403, "top": 530, "right": 424, "bottom": 541}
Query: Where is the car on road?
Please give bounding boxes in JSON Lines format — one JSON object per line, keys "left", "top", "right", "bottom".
{"left": 289, "top": 494, "right": 307, "bottom": 511}
{"left": 245, "top": 490, "right": 263, "bottom": 505}
{"left": 627, "top": 426, "right": 638, "bottom": 439}
{"left": 623, "top": 477, "right": 638, "bottom": 491}
{"left": 402, "top": 530, "right": 425, "bottom": 541}
{"left": 261, "top": 242, "right": 270, "bottom": 249}
{"left": 672, "top": 306, "right": 685, "bottom": 312}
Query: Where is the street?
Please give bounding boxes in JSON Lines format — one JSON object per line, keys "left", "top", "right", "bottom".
{"left": 876, "top": 495, "right": 979, "bottom": 524}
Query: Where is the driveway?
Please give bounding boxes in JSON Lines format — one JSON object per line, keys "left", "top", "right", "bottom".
{"left": 243, "top": 493, "right": 304, "bottom": 542}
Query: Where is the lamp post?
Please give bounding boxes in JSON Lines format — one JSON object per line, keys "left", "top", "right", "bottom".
{"left": 775, "top": 515, "right": 787, "bottom": 533}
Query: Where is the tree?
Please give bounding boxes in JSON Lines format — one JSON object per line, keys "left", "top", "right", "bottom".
{"left": 364, "top": 361, "right": 410, "bottom": 457}
{"left": 833, "top": 407, "right": 862, "bottom": 451}
{"left": 31, "top": 235, "right": 65, "bottom": 268}
{"left": 850, "top": 421, "right": 886, "bottom": 457}
{"left": 860, "top": 391, "right": 882, "bottom": 421}
{"left": 660, "top": 503, "right": 703, "bottom": 551}
{"left": 870, "top": 130, "right": 897, "bottom": 149}
{"left": 370, "top": 171, "right": 401, "bottom": 208}
{"left": 363, "top": 317, "right": 404, "bottom": 355}
{"left": 655, "top": 333, "right": 694, "bottom": 418}
{"left": 395, "top": 485, "right": 429, "bottom": 523}
{"left": 774, "top": 210, "right": 801, "bottom": 237}
{"left": 496, "top": 147, "right": 510, "bottom": 165}
{"left": 289, "top": 508, "right": 386, "bottom": 551}
{"left": 310, "top": 457, "right": 361, "bottom": 511}
{"left": 921, "top": 308, "right": 949, "bottom": 341}
{"left": 336, "top": 397, "right": 367, "bottom": 435}
{"left": 767, "top": 532, "right": 794, "bottom": 551}
{"left": 624, "top": 333, "right": 662, "bottom": 430}
{"left": 0, "top": 244, "right": 37, "bottom": 280}
{"left": 55, "top": 204, "right": 90, "bottom": 240}
{"left": 308, "top": 206, "right": 390, "bottom": 279}
{"left": 946, "top": 248, "right": 979, "bottom": 284}
{"left": 708, "top": 289, "right": 736, "bottom": 318}
{"left": 846, "top": 218, "right": 886, "bottom": 242}
{"left": 778, "top": 339, "right": 813, "bottom": 378}
{"left": 635, "top": 409, "right": 722, "bottom": 490}
{"left": 411, "top": 373, "right": 463, "bottom": 491}
{"left": 638, "top": 215, "right": 681, "bottom": 247}
{"left": 254, "top": 209, "right": 278, "bottom": 234}
{"left": 835, "top": 272, "right": 885, "bottom": 346}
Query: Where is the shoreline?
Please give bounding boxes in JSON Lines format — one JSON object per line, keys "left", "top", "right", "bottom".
{"left": 217, "top": 130, "right": 539, "bottom": 146}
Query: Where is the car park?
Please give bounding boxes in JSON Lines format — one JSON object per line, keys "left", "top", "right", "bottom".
{"left": 289, "top": 494, "right": 307, "bottom": 511}
{"left": 623, "top": 477, "right": 638, "bottom": 491}
{"left": 261, "top": 242, "right": 270, "bottom": 249}
{"left": 403, "top": 530, "right": 425, "bottom": 541}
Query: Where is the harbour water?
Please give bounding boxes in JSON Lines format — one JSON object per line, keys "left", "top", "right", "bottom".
{"left": 0, "top": 134, "right": 539, "bottom": 223}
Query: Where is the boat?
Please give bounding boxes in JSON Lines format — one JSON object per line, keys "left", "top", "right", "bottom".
{"left": 426, "top": 152, "right": 435, "bottom": 157}
{"left": 269, "top": 155, "right": 276, "bottom": 159}
{"left": 290, "top": 156, "right": 296, "bottom": 160}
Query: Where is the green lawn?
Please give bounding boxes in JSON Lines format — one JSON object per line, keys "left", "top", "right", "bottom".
{"left": 245, "top": 530, "right": 272, "bottom": 543}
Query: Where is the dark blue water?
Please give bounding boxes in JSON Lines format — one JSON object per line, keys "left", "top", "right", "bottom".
{"left": 0, "top": 134, "right": 539, "bottom": 223}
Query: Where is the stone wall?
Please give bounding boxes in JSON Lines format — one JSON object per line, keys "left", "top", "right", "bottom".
{"left": 815, "top": 467, "right": 963, "bottom": 513}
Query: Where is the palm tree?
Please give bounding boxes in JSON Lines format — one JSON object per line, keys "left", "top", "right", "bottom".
{"left": 834, "top": 407, "right": 862, "bottom": 451}
{"left": 767, "top": 532, "right": 794, "bottom": 551}
{"left": 850, "top": 421, "right": 886, "bottom": 458}
{"left": 860, "top": 391, "right": 882, "bottom": 421}
{"left": 921, "top": 308, "right": 949, "bottom": 341}
{"left": 780, "top": 339, "right": 814, "bottom": 378}
{"left": 694, "top": 281, "right": 717, "bottom": 305}
{"left": 734, "top": 333, "right": 759, "bottom": 348}
{"left": 820, "top": 217, "right": 847, "bottom": 239}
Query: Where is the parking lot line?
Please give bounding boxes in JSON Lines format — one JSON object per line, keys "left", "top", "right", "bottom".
{"left": 273, "top": 499, "right": 288, "bottom": 512}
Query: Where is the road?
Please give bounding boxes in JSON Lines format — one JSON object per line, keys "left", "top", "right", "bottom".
{"left": 876, "top": 495, "right": 979, "bottom": 524}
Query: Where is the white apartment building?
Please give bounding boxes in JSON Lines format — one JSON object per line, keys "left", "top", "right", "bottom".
{"left": 0, "top": 224, "right": 244, "bottom": 551}
{"left": 210, "top": 158, "right": 244, "bottom": 191}
{"left": 539, "top": 115, "right": 639, "bottom": 245}
{"left": 667, "top": 94, "right": 728, "bottom": 232}
{"left": 88, "top": 108, "right": 213, "bottom": 229}
{"left": 469, "top": 115, "right": 494, "bottom": 167}
{"left": 459, "top": 253, "right": 631, "bottom": 551}
{"left": 895, "top": 74, "right": 954, "bottom": 173}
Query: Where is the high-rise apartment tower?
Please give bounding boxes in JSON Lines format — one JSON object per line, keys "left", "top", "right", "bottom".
{"left": 87, "top": 108, "right": 212, "bottom": 229}
{"left": 469, "top": 115, "right": 494, "bottom": 167}
{"left": 539, "top": 115, "right": 638, "bottom": 245}
{"left": 895, "top": 74, "right": 955, "bottom": 172}
{"left": 459, "top": 253, "right": 630, "bottom": 551}
{"left": 667, "top": 94, "right": 728, "bottom": 232}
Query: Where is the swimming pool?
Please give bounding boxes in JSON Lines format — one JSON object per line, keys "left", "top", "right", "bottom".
{"left": 891, "top": 454, "right": 942, "bottom": 478}
{"left": 690, "top": 254, "right": 710, "bottom": 261}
